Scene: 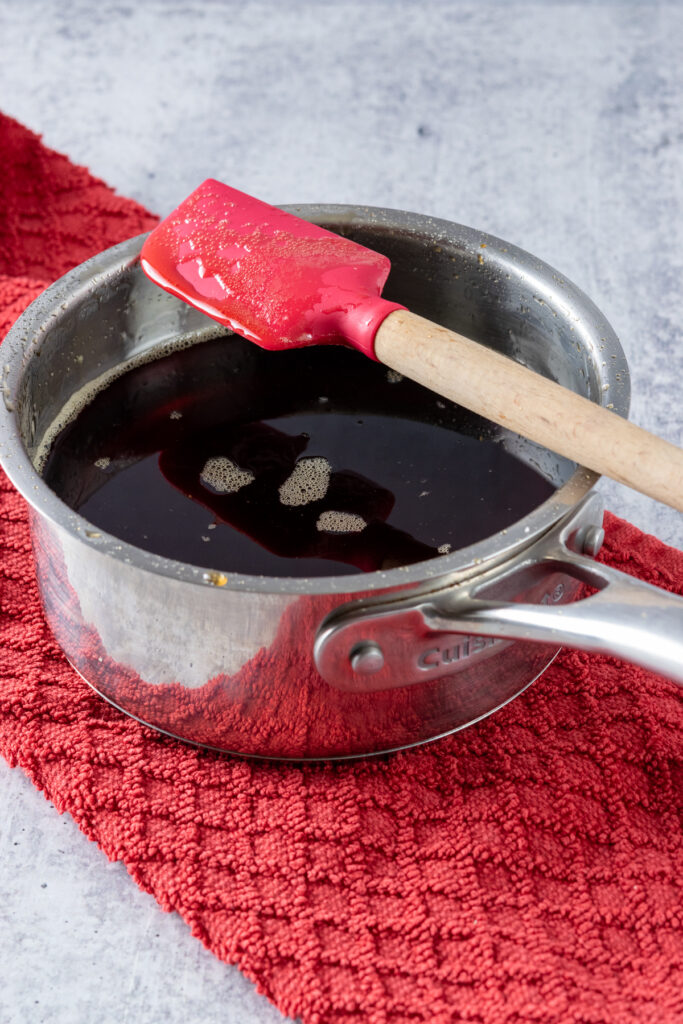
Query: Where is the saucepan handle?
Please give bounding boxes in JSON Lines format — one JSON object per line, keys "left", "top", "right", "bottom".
{"left": 432, "top": 550, "right": 683, "bottom": 684}
{"left": 314, "top": 494, "right": 683, "bottom": 690}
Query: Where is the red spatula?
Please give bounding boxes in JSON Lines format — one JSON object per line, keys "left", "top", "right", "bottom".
{"left": 141, "top": 180, "right": 683, "bottom": 512}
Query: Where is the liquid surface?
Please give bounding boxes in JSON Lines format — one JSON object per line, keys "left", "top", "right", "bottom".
{"left": 42, "top": 336, "right": 556, "bottom": 577}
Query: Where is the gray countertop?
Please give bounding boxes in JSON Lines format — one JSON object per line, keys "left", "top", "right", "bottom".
{"left": 0, "top": 2, "right": 681, "bottom": 1022}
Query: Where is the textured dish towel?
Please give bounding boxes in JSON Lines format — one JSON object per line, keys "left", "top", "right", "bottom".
{"left": 1, "top": 113, "right": 682, "bottom": 1024}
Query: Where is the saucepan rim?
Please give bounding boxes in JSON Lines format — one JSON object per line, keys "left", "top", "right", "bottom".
{"left": 0, "top": 208, "right": 630, "bottom": 597}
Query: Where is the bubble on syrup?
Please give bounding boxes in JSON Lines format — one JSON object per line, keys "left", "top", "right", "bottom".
{"left": 279, "top": 456, "right": 331, "bottom": 507}
{"left": 386, "top": 369, "right": 403, "bottom": 383}
{"left": 317, "top": 510, "right": 367, "bottom": 534}
{"left": 169, "top": 410, "right": 183, "bottom": 420}
{"left": 200, "top": 456, "right": 255, "bottom": 493}
{"left": 438, "top": 543, "right": 452, "bottom": 554}
{"left": 94, "top": 457, "right": 110, "bottom": 470}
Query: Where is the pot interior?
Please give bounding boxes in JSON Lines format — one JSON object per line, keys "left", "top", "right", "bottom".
{"left": 39, "top": 332, "right": 561, "bottom": 577}
{"left": 12, "top": 209, "right": 628, "bottom": 582}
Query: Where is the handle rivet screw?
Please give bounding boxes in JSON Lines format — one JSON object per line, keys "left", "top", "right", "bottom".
{"left": 349, "top": 641, "right": 385, "bottom": 674}
{"left": 577, "top": 524, "right": 606, "bottom": 557}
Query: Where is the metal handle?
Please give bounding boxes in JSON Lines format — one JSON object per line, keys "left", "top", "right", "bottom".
{"left": 434, "top": 552, "right": 683, "bottom": 683}
{"left": 315, "top": 495, "right": 683, "bottom": 690}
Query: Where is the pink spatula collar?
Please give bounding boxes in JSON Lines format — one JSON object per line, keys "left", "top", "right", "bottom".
{"left": 140, "top": 179, "right": 405, "bottom": 360}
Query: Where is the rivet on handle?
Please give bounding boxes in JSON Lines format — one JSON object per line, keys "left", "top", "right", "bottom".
{"left": 574, "top": 524, "right": 606, "bottom": 557}
{"left": 349, "top": 641, "right": 385, "bottom": 674}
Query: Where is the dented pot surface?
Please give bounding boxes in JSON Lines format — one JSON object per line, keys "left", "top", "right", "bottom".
{"left": 1, "top": 208, "right": 680, "bottom": 759}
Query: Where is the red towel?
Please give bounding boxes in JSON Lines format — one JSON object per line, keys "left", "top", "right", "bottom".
{"left": 0, "top": 113, "right": 681, "bottom": 1024}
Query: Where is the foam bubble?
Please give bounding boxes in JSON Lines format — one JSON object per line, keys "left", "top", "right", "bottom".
{"left": 279, "top": 456, "right": 331, "bottom": 507}
{"left": 94, "top": 456, "right": 110, "bottom": 470}
{"left": 438, "top": 543, "right": 452, "bottom": 554}
{"left": 200, "top": 456, "right": 255, "bottom": 494}
{"left": 316, "top": 510, "right": 367, "bottom": 534}
{"left": 386, "top": 369, "right": 404, "bottom": 384}
{"left": 169, "top": 410, "right": 183, "bottom": 420}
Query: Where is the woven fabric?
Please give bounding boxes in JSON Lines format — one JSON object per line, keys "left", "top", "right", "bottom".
{"left": 0, "top": 113, "right": 682, "bottom": 1024}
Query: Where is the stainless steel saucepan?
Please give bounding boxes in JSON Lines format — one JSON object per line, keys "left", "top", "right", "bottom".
{"left": 0, "top": 207, "right": 681, "bottom": 760}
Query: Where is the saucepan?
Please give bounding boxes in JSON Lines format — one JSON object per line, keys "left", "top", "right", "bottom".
{"left": 0, "top": 207, "right": 681, "bottom": 760}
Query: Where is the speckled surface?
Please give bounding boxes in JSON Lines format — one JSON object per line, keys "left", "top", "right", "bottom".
{"left": 0, "top": 2, "right": 681, "bottom": 1021}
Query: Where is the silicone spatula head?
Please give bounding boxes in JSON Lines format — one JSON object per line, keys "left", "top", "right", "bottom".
{"left": 140, "top": 180, "right": 405, "bottom": 359}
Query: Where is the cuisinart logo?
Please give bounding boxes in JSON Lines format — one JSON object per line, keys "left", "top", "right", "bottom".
{"left": 417, "top": 635, "right": 501, "bottom": 670}
{"left": 416, "top": 582, "right": 566, "bottom": 672}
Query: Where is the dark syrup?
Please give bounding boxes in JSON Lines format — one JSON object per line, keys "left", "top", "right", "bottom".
{"left": 42, "top": 335, "right": 556, "bottom": 577}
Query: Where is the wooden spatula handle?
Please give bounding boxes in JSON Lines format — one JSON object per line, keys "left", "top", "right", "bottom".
{"left": 375, "top": 310, "right": 683, "bottom": 513}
